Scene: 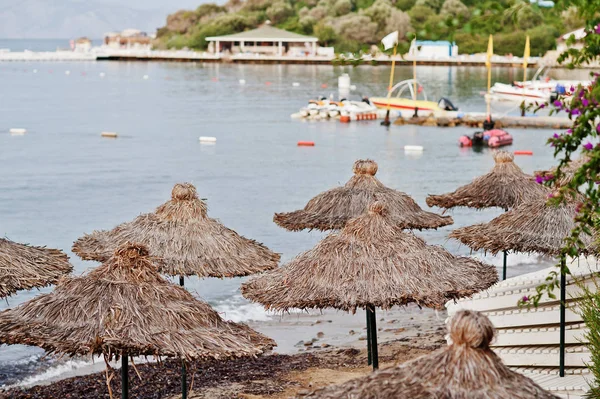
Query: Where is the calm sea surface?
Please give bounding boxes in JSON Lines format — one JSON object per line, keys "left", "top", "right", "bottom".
{"left": 0, "top": 47, "right": 582, "bottom": 385}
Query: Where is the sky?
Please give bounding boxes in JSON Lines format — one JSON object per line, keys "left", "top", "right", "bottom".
{"left": 0, "top": 0, "right": 215, "bottom": 38}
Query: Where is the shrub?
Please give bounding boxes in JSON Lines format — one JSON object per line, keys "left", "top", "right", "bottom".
{"left": 334, "top": 0, "right": 353, "bottom": 16}
{"left": 440, "top": 0, "right": 470, "bottom": 22}
{"left": 395, "top": 0, "right": 416, "bottom": 11}
{"left": 409, "top": 4, "right": 434, "bottom": 26}
{"left": 526, "top": 25, "right": 558, "bottom": 56}
{"left": 415, "top": 0, "right": 441, "bottom": 12}
{"left": 266, "top": 1, "right": 295, "bottom": 24}
{"left": 328, "top": 14, "right": 378, "bottom": 43}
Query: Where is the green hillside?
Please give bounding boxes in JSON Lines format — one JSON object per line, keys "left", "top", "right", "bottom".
{"left": 155, "top": 0, "right": 583, "bottom": 56}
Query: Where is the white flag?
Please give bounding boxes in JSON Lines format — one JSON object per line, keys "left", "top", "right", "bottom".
{"left": 410, "top": 38, "right": 417, "bottom": 55}
{"left": 381, "top": 31, "right": 399, "bottom": 50}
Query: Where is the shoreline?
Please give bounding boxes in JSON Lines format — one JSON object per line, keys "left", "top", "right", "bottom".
{"left": 1, "top": 306, "right": 445, "bottom": 398}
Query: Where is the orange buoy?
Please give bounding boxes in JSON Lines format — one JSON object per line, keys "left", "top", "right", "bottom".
{"left": 340, "top": 115, "right": 351, "bottom": 123}
{"left": 321, "top": 83, "right": 328, "bottom": 88}
{"left": 514, "top": 150, "right": 533, "bottom": 155}
{"left": 297, "top": 141, "right": 315, "bottom": 146}
{"left": 265, "top": 81, "right": 272, "bottom": 85}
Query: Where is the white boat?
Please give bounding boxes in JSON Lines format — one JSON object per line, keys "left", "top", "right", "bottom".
{"left": 489, "top": 82, "right": 552, "bottom": 103}
{"left": 489, "top": 66, "right": 591, "bottom": 103}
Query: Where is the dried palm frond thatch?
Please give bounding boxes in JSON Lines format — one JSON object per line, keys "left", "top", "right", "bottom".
{"left": 273, "top": 159, "right": 453, "bottom": 232}
{"left": 243, "top": 202, "right": 497, "bottom": 313}
{"left": 426, "top": 151, "right": 548, "bottom": 210}
{"left": 0, "top": 242, "right": 275, "bottom": 360}
{"left": 449, "top": 194, "right": 597, "bottom": 256}
{"left": 535, "top": 153, "right": 591, "bottom": 187}
{"left": 302, "top": 310, "right": 559, "bottom": 399}
{"left": 0, "top": 238, "right": 72, "bottom": 298}
{"left": 72, "top": 183, "right": 280, "bottom": 277}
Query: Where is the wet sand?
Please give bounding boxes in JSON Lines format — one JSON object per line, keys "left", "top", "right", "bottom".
{"left": 1, "top": 307, "right": 445, "bottom": 398}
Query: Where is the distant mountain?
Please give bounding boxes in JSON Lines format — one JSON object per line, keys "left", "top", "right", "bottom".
{"left": 0, "top": 0, "right": 203, "bottom": 39}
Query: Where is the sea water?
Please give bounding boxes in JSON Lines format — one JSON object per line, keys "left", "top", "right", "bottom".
{"left": 0, "top": 54, "right": 581, "bottom": 386}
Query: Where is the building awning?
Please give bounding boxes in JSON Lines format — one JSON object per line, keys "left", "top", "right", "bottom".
{"left": 206, "top": 25, "right": 318, "bottom": 43}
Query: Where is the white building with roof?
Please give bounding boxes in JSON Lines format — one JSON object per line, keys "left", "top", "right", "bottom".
{"left": 206, "top": 24, "right": 319, "bottom": 57}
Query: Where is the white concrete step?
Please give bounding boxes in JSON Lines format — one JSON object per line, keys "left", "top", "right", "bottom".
{"left": 484, "top": 304, "right": 582, "bottom": 329}
{"left": 497, "top": 345, "right": 590, "bottom": 368}
{"left": 494, "top": 323, "right": 587, "bottom": 347}
{"left": 513, "top": 367, "right": 591, "bottom": 399}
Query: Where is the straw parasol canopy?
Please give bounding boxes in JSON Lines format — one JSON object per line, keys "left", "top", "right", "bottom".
{"left": 273, "top": 159, "right": 453, "bottom": 232}
{"left": 535, "top": 154, "right": 591, "bottom": 187}
{"left": 426, "top": 151, "right": 549, "bottom": 211}
{"left": 302, "top": 310, "right": 559, "bottom": 399}
{"left": 72, "top": 183, "right": 280, "bottom": 277}
{"left": 0, "top": 242, "right": 275, "bottom": 360}
{"left": 243, "top": 202, "right": 497, "bottom": 312}
{"left": 449, "top": 194, "right": 597, "bottom": 256}
{"left": 0, "top": 238, "right": 73, "bottom": 298}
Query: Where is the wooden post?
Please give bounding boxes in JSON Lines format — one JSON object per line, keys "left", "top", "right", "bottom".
{"left": 121, "top": 355, "right": 129, "bottom": 399}
{"left": 502, "top": 251, "right": 507, "bottom": 280}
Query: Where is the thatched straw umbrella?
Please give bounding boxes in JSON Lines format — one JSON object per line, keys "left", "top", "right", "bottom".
{"left": 426, "top": 151, "right": 549, "bottom": 280}
{"left": 302, "top": 310, "right": 559, "bottom": 399}
{"left": 0, "top": 243, "right": 275, "bottom": 399}
{"left": 273, "top": 159, "right": 453, "bottom": 232}
{"left": 0, "top": 238, "right": 73, "bottom": 298}
{"left": 72, "top": 183, "right": 279, "bottom": 398}
{"left": 72, "top": 183, "right": 279, "bottom": 280}
{"left": 449, "top": 195, "right": 597, "bottom": 377}
{"left": 243, "top": 202, "right": 497, "bottom": 370}
{"left": 535, "top": 153, "right": 591, "bottom": 187}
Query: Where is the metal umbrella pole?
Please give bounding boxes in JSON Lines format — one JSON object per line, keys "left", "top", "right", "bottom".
{"left": 121, "top": 355, "right": 129, "bottom": 399}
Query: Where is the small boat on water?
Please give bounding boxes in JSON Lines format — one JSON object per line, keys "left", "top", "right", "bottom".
{"left": 369, "top": 79, "right": 458, "bottom": 116}
{"left": 488, "top": 66, "right": 591, "bottom": 103}
{"left": 297, "top": 96, "right": 377, "bottom": 120}
{"left": 459, "top": 123, "right": 513, "bottom": 148}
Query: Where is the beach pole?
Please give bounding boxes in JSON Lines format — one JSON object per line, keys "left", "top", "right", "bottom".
{"left": 486, "top": 35, "right": 493, "bottom": 123}
{"left": 502, "top": 251, "right": 507, "bottom": 280}
{"left": 366, "top": 309, "right": 373, "bottom": 365}
{"left": 521, "top": 36, "right": 530, "bottom": 117}
{"left": 381, "top": 44, "right": 397, "bottom": 127}
{"left": 121, "top": 355, "right": 129, "bottom": 399}
{"left": 413, "top": 41, "right": 417, "bottom": 103}
{"left": 368, "top": 305, "right": 379, "bottom": 370}
{"left": 179, "top": 276, "right": 189, "bottom": 397}
{"left": 559, "top": 256, "right": 566, "bottom": 377}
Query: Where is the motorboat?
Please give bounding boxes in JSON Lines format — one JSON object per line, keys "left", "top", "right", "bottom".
{"left": 489, "top": 66, "right": 591, "bottom": 103}
{"left": 459, "top": 123, "right": 513, "bottom": 148}
{"left": 369, "top": 79, "right": 458, "bottom": 116}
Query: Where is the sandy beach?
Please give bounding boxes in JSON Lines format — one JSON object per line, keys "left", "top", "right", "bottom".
{"left": 1, "top": 306, "right": 445, "bottom": 398}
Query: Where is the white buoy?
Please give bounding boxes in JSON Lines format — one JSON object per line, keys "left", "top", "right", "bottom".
{"left": 290, "top": 113, "right": 303, "bottom": 119}
{"left": 65, "top": 70, "right": 70, "bottom": 75}
{"left": 143, "top": 75, "right": 149, "bottom": 80}
{"left": 338, "top": 73, "right": 351, "bottom": 89}
{"left": 404, "top": 145, "right": 424, "bottom": 152}
{"left": 101, "top": 131, "right": 118, "bottom": 138}
{"left": 350, "top": 84, "right": 357, "bottom": 91}
{"left": 199, "top": 136, "right": 217, "bottom": 143}
{"left": 239, "top": 79, "right": 246, "bottom": 85}
{"left": 292, "top": 82, "right": 300, "bottom": 87}
{"left": 32, "top": 69, "right": 38, "bottom": 74}
{"left": 99, "top": 72, "right": 106, "bottom": 78}
{"left": 9, "top": 128, "right": 27, "bottom": 135}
